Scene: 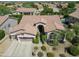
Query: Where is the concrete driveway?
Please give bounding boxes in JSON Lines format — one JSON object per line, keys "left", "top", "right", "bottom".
{"left": 3, "top": 40, "right": 33, "bottom": 57}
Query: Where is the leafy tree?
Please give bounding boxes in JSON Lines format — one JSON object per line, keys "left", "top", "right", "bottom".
{"left": 40, "top": 5, "right": 53, "bottom": 15}
{"left": 66, "top": 30, "right": 75, "bottom": 42}
{"left": 0, "top": 30, "right": 5, "bottom": 40}
{"left": 60, "top": 2, "right": 76, "bottom": 17}
{"left": 60, "top": 7, "right": 76, "bottom": 16}
{"left": 22, "top": 2, "right": 34, "bottom": 8}
{"left": 0, "top": 5, "right": 11, "bottom": 15}
{"left": 68, "top": 2, "right": 75, "bottom": 8}
{"left": 72, "top": 23, "right": 79, "bottom": 35}
{"left": 71, "top": 36, "right": 79, "bottom": 45}
{"left": 69, "top": 45, "right": 79, "bottom": 56}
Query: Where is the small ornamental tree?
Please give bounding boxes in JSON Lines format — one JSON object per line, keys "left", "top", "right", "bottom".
{"left": 32, "top": 33, "right": 39, "bottom": 44}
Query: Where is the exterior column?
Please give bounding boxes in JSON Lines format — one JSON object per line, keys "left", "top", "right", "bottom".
{"left": 47, "top": 32, "right": 51, "bottom": 39}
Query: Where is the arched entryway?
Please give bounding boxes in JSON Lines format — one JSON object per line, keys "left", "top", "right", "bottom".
{"left": 37, "top": 25, "right": 45, "bottom": 34}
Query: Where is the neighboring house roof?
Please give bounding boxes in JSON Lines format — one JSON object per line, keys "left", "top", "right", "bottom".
{"left": 10, "top": 15, "right": 64, "bottom": 35}
{"left": 0, "top": 15, "right": 9, "bottom": 26}
{"left": 16, "top": 8, "right": 36, "bottom": 12}
{"left": 69, "top": 8, "right": 79, "bottom": 19}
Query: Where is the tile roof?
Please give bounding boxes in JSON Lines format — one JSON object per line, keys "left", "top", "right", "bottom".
{"left": 10, "top": 15, "right": 64, "bottom": 35}
{"left": 0, "top": 15, "right": 9, "bottom": 26}
{"left": 16, "top": 7, "right": 36, "bottom": 12}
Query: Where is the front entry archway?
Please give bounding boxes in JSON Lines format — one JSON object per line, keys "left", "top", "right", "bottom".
{"left": 37, "top": 25, "right": 45, "bottom": 34}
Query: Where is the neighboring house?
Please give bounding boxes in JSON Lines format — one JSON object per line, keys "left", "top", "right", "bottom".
{"left": 0, "top": 15, "right": 17, "bottom": 33}
{"left": 16, "top": 7, "right": 37, "bottom": 15}
{"left": 9, "top": 15, "right": 64, "bottom": 41}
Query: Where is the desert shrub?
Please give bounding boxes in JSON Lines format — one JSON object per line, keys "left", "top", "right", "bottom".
{"left": 41, "top": 45, "right": 46, "bottom": 51}
{"left": 37, "top": 51, "right": 43, "bottom": 57}
{"left": 47, "top": 52, "right": 54, "bottom": 57}
{"left": 52, "top": 47, "right": 57, "bottom": 51}
{"left": 34, "top": 46, "right": 38, "bottom": 50}
{"left": 59, "top": 54, "right": 66, "bottom": 57}
{"left": 67, "top": 45, "right": 79, "bottom": 56}
{"left": 32, "top": 52, "right": 35, "bottom": 56}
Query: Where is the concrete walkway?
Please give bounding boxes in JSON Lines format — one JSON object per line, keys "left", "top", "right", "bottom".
{"left": 3, "top": 40, "right": 33, "bottom": 57}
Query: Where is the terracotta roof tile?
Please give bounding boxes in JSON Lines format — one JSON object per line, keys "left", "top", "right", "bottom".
{"left": 10, "top": 15, "right": 64, "bottom": 35}
{"left": 0, "top": 15, "right": 9, "bottom": 26}
{"left": 16, "top": 8, "right": 36, "bottom": 12}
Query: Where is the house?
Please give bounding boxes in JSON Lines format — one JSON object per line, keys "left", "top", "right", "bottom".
{"left": 0, "top": 15, "right": 17, "bottom": 33}
{"left": 9, "top": 15, "right": 64, "bottom": 41}
{"left": 16, "top": 7, "right": 36, "bottom": 15}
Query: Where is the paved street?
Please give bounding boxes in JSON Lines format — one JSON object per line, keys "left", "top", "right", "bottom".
{"left": 3, "top": 40, "right": 33, "bottom": 57}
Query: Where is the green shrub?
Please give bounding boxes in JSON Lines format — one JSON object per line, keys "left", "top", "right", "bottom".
{"left": 32, "top": 38, "right": 39, "bottom": 44}
{"left": 41, "top": 45, "right": 46, "bottom": 51}
{"left": 68, "top": 45, "right": 79, "bottom": 56}
{"left": 66, "top": 30, "right": 75, "bottom": 42}
{"left": 40, "top": 5, "right": 53, "bottom": 15}
{"left": 0, "top": 30, "right": 5, "bottom": 40}
{"left": 0, "top": 5, "right": 11, "bottom": 15}
{"left": 41, "top": 34, "right": 47, "bottom": 41}
{"left": 47, "top": 52, "right": 54, "bottom": 57}
{"left": 37, "top": 51, "right": 43, "bottom": 57}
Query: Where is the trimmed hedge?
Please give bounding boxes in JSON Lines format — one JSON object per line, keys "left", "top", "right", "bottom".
{"left": 0, "top": 30, "right": 5, "bottom": 40}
